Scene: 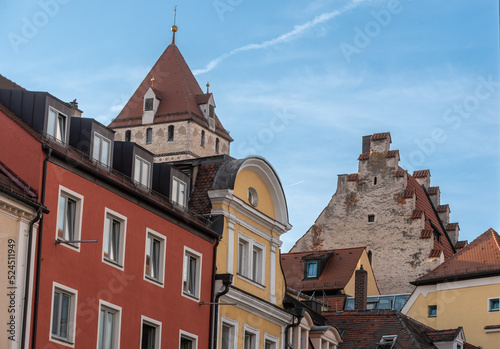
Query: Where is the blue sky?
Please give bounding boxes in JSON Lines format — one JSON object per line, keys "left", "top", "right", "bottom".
{"left": 1, "top": 0, "right": 498, "bottom": 252}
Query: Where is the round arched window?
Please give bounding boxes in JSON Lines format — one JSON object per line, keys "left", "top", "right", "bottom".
{"left": 248, "top": 187, "right": 258, "bottom": 207}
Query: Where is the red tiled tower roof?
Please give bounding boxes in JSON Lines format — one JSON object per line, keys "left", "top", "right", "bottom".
{"left": 108, "top": 43, "right": 232, "bottom": 141}
{"left": 413, "top": 228, "right": 500, "bottom": 284}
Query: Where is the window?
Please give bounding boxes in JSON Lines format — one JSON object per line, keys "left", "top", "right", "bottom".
{"left": 264, "top": 334, "right": 278, "bottom": 349}
{"left": 373, "top": 177, "right": 377, "bottom": 185}
{"left": 168, "top": 125, "right": 174, "bottom": 141}
{"left": 134, "top": 156, "right": 151, "bottom": 189}
{"left": 238, "top": 234, "right": 265, "bottom": 285}
{"left": 50, "top": 283, "right": 77, "bottom": 345}
{"left": 145, "top": 98, "right": 154, "bottom": 111}
{"left": 306, "top": 261, "right": 318, "bottom": 278}
{"left": 368, "top": 214, "right": 375, "bottom": 223}
{"left": 180, "top": 331, "right": 197, "bottom": 349}
{"left": 144, "top": 229, "right": 166, "bottom": 285}
{"left": 182, "top": 247, "right": 202, "bottom": 300}
{"left": 57, "top": 187, "right": 83, "bottom": 249}
{"left": 200, "top": 130, "right": 205, "bottom": 147}
{"left": 428, "top": 305, "right": 437, "bottom": 317}
{"left": 47, "top": 107, "right": 67, "bottom": 142}
{"left": 97, "top": 301, "right": 121, "bottom": 349}
{"left": 243, "top": 326, "right": 259, "bottom": 349}
{"left": 141, "top": 316, "right": 161, "bottom": 349}
{"left": 221, "top": 319, "right": 237, "bottom": 349}
{"left": 209, "top": 104, "right": 214, "bottom": 118}
{"left": 248, "top": 187, "right": 258, "bottom": 207}
{"left": 378, "top": 335, "right": 397, "bottom": 348}
{"left": 102, "top": 209, "right": 126, "bottom": 268}
{"left": 125, "top": 130, "right": 131, "bottom": 142}
{"left": 172, "top": 177, "right": 187, "bottom": 208}
{"left": 489, "top": 297, "right": 499, "bottom": 312}
{"left": 146, "top": 128, "right": 153, "bottom": 144}
{"left": 215, "top": 138, "right": 220, "bottom": 154}
{"left": 93, "top": 133, "right": 111, "bottom": 167}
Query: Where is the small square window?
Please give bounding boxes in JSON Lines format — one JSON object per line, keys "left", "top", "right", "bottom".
{"left": 172, "top": 177, "right": 187, "bottom": 208}
{"left": 368, "top": 214, "right": 375, "bottom": 223}
{"left": 489, "top": 298, "right": 499, "bottom": 312}
{"left": 144, "top": 230, "right": 166, "bottom": 285}
{"left": 50, "top": 283, "right": 77, "bottom": 345}
{"left": 180, "top": 331, "right": 197, "bottom": 349}
{"left": 57, "top": 187, "right": 83, "bottom": 249}
{"left": 306, "top": 261, "right": 318, "bottom": 278}
{"left": 183, "top": 248, "right": 202, "bottom": 300}
{"left": 145, "top": 98, "right": 154, "bottom": 111}
{"left": 102, "top": 209, "right": 127, "bottom": 268}
{"left": 97, "top": 301, "right": 121, "bottom": 349}
{"left": 428, "top": 305, "right": 437, "bottom": 317}
{"left": 141, "top": 316, "right": 161, "bottom": 349}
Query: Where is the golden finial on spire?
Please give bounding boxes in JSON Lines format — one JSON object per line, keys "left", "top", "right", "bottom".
{"left": 151, "top": 76, "right": 155, "bottom": 87}
{"left": 171, "top": 6, "right": 178, "bottom": 44}
{"left": 206, "top": 82, "right": 210, "bottom": 93}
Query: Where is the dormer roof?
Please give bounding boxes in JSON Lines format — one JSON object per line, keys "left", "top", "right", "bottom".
{"left": 109, "top": 43, "right": 232, "bottom": 141}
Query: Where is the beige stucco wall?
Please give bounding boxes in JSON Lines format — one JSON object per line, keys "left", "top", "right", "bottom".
{"left": 404, "top": 279, "right": 500, "bottom": 349}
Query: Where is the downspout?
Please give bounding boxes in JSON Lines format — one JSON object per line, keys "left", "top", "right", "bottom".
{"left": 31, "top": 144, "right": 51, "bottom": 349}
{"left": 208, "top": 237, "right": 220, "bottom": 349}
{"left": 20, "top": 207, "right": 43, "bottom": 349}
{"left": 211, "top": 273, "right": 233, "bottom": 349}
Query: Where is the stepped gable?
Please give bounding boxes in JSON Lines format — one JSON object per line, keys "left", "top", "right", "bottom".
{"left": 281, "top": 247, "right": 366, "bottom": 292}
{"left": 405, "top": 172, "right": 455, "bottom": 259}
{"left": 109, "top": 43, "right": 232, "bottom": 141}
{"left": 413, "top": 228, "right": 500, "bottom": 284}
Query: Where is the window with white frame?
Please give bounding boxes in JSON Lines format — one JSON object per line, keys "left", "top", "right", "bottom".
{"left": 264, "top": 333, "right": 278, "bottom": 349}
{"left": 97, "top": 301, "right": 121, "bottom": 349}
{"left": 306, "top": 261, "right": 318, "bottom": 278}
{"left": 141, "top": 316, "right": 161, "bottom": 349}
{"left": 182, "top": 247, "right": 202, "bottom": 299}
{"left": 243, "top": 326, "right": 259, "bottom": 349}
{"left": 47, "top": 107, "right": 67, "bottom": 142}
{"left": 172, "top": 176, "right": 187, "bottom": 208}
{"left": 237, "top": 234, "right": 265, "bottom": 285}
{"left": 50, "top": 283, "right": 77, "bottom": 345}
{"left": 144, "top": 229, "right": 166, "bottom": 285}
{"left": 180, "top": 331, "right": 197, "bottom": 349}
{"left": 134, "top": 156, "right": 151, "bottom": 189}
{"left": 220, "top": 317, "right": 238, "bottom": 349}
{"left": 488, "top": 297, "right": 499, "bottom": 312}
{"left": 57, "top": 187, "right": 83, "bottom": 248}
{"left": 102, "top": 210, "right": 126, "bottom": 267}
{"left": 93, "top": 133, "right": 111, "bottom": 167}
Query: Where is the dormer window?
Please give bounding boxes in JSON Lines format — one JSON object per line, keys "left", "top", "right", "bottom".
{"left": 144, "top": 98, "right": 154, "bottom": 111}
{"left": 93, "top": 133, "right": 111, "bottom": 167}
{"left": 47, "top": 107, "right": 67, "bottom": 143}
{"left": 172, "top": 176, "right": 187, "bottom": 208}
{"left": 306, "top": 261, "right": 318, "bottom": 278}
{"left": 134, "top": 155, "right": 151, "bottom": 189}
{"left": 209, "top": 104, "right": 214, "bottom": 118}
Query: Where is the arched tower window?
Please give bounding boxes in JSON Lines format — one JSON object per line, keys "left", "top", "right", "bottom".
{"left": 168, "top": 125, "right": 174, "bottom": 141}
{"left": 146, "top": 128, "right": 152, "bottom": 144}
{"left": 215, "top": 138, "right": 220, "bottom": 154}
{"left": 125, "top": 130, "right": 131, "bottom": 142}
{"left": 201, "top": 130, "right": 205, "bottom": 147}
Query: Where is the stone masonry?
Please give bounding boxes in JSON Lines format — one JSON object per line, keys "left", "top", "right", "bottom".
{"left": 291, "top": 132, "right": 459, "bottom": 294}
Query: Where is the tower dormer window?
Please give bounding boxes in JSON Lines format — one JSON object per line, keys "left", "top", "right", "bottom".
{"left": 215, "top": 138, "right": 220, "bottom": 154}
{"left": 209, "top": 104, "right": 214, "bottom": 118}
{"left": 144, "top": 98, "right": 154, "bottom": 111}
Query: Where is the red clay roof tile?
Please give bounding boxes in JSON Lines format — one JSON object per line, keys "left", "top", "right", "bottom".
{"left": 188, "top": 161, "right": 224, "bottom": 214}
{"left": 386, "top": 150, "right": 399, "bottom": 158}
{"left": 347, "top": 173, "right": 359, "bottom": 181}
{"left": 455, "top": 241, "right": 468, "bottom": 249}
{"left": 428, "top": 186, "right": 440, "bottom": 195}
{"left": 437, "top": 204, "right": 450, "bottom": 213}
{"left": 370, "top": 132, "right": 391, "bottom": 141}
{"left": 429, "top": 249, "right": 442, "bottom": 258}
{"left": 411, "top": 210, "right": 424, "bottom": 219}
{"left": 394, "top": 169, "right": 406, "bottom": 177}
{"left": 413, "top": 169, "right": 430, "bottom": 178}
{"left": 446, "top": 223, "right": 459, "bottom": 231}
{"left": 357, "top": 153, "right": 369, "bottom": 161}
{"left": 420, "top": 230, "right": 433, "bottom": 239}
{"left": 402, "top": 189, "right": 415, "bottom": 199}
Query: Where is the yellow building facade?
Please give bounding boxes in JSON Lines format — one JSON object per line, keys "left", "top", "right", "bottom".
{"left": 208, "top": 157, "right": 293, "bottom": 349}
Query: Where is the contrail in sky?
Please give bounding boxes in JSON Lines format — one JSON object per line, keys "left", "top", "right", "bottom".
{"left": 193, "top": 0, "right": 366, "bottom": 75}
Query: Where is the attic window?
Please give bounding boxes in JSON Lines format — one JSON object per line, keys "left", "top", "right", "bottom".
{"left": 168, "top": 126, "right": 174, "bottom": 141}
{"left": 145, "top": 98, "right": 154, "bottom": 111}
{"left": 125, "top": 130, "right": 131, "bottom": 142}
{"left": 248, "top": 187, "right": 258, "bottom": 207}
{"left": 306, "top": 261, "right": 318, "bottom": 278}
{"left": 377, "top": 335, "right": 397, "bottom": 349}
{"left": 209, "top": 105, "right": 214, "bottom": 118}
{"left": 428, "top": 305, "right": 437, "bottom": 317}
{"left": 368, "top": 214, "right": 375, "bottom": 223}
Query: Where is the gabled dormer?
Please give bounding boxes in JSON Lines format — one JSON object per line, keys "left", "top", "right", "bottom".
{"left": 142, "top": 87, "right": 162, "bottom": 124}
{"left": 196, "top": 92, "right": 216, "bottom": 131}
{"left": 302, "top": 252, "right": 333, "bottom": 280}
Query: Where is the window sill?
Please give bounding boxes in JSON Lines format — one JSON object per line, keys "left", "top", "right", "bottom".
{"left": 103, "top": 257, "right": 124, "bottom": 270}
{"left": 236, "top": 273, "right": 265, "bottom": 289}
{"left": 145, "top": 275, "right": 164, "bottom": 287}
{"left": 182, "top": 291, "right": 200, "bottom": 301}
{"left": 50, "top": 336, "right": 75, "bottom": 347}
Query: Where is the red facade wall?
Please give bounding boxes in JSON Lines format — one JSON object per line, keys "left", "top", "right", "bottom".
{"left": 34, "top": 160, "right": 215, "bottom": 348}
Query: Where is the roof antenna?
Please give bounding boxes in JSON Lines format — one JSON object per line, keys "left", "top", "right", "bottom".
{"left": 206, "top": 82, "right": 210, "bottom": 93}
{"left": 171, "top": 6, "right": 178, "bottom": 45}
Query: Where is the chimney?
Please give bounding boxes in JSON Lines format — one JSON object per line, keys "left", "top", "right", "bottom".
{"left": 355, "top": 265, "right": 368, "bottom": 310}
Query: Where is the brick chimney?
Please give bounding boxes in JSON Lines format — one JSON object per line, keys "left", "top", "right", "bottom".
{"left": 355, "top": 265, "right": 368, "bottom": 310}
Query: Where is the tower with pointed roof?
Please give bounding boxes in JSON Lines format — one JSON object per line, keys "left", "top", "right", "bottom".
{"left": 109, "top": 26, "right": 232, "bottom": 162}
